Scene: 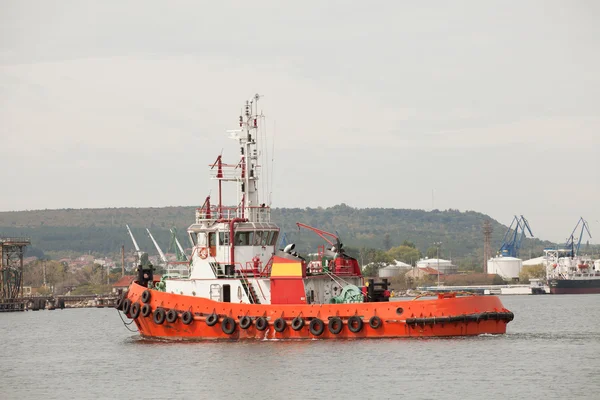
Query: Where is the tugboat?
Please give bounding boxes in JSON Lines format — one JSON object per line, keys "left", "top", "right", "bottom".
{"left": 116, "top": 95, "right": 514, "bottom": 340}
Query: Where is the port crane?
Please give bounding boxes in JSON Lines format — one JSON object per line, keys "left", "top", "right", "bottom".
{"left": 146, "top": 228, "right": 168, "bottom": 265}
{"left": 565, "top": 217, "right": 592, "bottom": 257}
{"left": 498, "top": 215, "right": 534, "bottom": 258}
{"left": 126, "top": 224, "right": 144, "bottom": 261}
{"left": 168, "top": 228, "right": 188, "bottom": 262}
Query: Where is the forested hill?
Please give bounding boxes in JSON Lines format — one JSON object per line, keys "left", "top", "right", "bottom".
{"left": 0, "top": 204, "right": 553, "bottom": 267}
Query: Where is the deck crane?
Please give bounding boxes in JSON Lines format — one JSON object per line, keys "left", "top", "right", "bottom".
{"left": 565, "top": 217, "right": 592, "bottom": 257}
{"left": 498, "top": 215, "right": 534, "bottom": 258}
{"left": 168, "top": 228, "right": 188, "bottom": 262}
{"left": 126, "top": 224, "right": 144, "bottom": 260}
{"left": 146, "top": 228, "right": 168, "bottom": 265}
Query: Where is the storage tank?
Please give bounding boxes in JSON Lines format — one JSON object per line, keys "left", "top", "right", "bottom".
{"left": 488, "top": 256, "right": 522, "bottom": 280}
{"left": 416, "top": 258, "right": 458, "bottom": 274}
{"left": 379, "top": 265, "right": 402, "bottom": 278}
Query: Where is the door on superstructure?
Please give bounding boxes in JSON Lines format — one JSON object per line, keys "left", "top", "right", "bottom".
{"left": 223, "top": 284, "right": 231, "bottom": 303}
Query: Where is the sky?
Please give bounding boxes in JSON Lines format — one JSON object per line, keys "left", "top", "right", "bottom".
{"left": 1, "top": 0, "right": 599, "bottom": 243}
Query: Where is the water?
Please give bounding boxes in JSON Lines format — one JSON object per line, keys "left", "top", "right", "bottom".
{"left": 1, "top": 295, "right": 599, "bottom": 400}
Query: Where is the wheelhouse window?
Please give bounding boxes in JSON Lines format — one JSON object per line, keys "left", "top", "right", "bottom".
{"left": 253, "top": 231, "right": 263, "bottom": 246}
{"left": 234, "top": 231, "right": 254, "bottom": 246}
{"left": 219, "top": 232, "right": 230, "bottom": 245}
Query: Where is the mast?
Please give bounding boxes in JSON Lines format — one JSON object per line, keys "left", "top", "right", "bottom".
{"left": 239, "top": 94, "right": 261, "bottom": 222}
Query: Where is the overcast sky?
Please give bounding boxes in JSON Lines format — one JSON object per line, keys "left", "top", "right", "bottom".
{"left": 1, "top": 0, "right": 598, "bottom": 243}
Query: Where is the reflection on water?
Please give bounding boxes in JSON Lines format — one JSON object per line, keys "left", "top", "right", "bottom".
{"left": 0, "top": 295, "right": 598, "bottom": 400}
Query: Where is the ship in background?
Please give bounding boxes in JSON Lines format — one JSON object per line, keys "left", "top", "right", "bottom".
{"left": 546, "top": 218, "right": 600, "bottom": 294}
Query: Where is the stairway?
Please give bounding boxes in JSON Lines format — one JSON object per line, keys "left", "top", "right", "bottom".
{"left": 240, "top": 278, "right": 261, "bottom": 304}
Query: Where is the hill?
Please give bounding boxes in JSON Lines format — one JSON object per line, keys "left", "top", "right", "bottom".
{"left": 0, "top": 204, "right": 554, "bottom": 269}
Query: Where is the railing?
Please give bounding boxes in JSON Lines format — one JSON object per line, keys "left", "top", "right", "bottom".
{"left": 195, "top": 205, "right": 271, "bottom": 222}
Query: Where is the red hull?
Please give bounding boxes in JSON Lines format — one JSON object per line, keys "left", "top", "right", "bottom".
{"left": 120, "top": 282, "right": 513, "bottom": 340}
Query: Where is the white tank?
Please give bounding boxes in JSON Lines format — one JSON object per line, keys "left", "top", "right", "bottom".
{"left": 379, "top": 266, "right": 402, "bottom": 278}
{"left": 488, "top": 256, "right": 522, "bottom": 280}
{"left": 416, "top": 258, "right": 457, "bottom": 274}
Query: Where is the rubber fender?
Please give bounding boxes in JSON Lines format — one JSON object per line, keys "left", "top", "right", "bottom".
{"left": 166, "top": 309, "right": 178, "bottom": 323}
{"left": 206, "top": 313, "right": 219, "bottom": 327}
{"left": 122, "top": 299, "right": 132, "bottom": 315}
{"left": 291, "top": 317, "right": 305, "bottom": 331}
{"left": 274, "top": 318, "right": 287, "bottom": 333}
{"left": 328, "top": 317, "right": 344, "bottom": 334}
{"left": 153, "top": 308, "right": 166, "bottom": 325}
{"left": 309, "top": 318, "right": 325, "bottom": 336}
{"left": 255, "top": 317, "right": 268, "bottom": 331}
{"left": 488, "top": 312, "right": 498, "bottom": 320}
{"left": 347, "top": 316, "right": 363, "bottom": 333}
{"left": 115, "top": 297, "right": 123, "bottom": 310}
{"left": 435, "top": 316, "right": 450, "bottom": 324}
{"left": 222, "top": 317, "right": 236, "bottom": 335}
{"left": 182, "top": 311, "right": 194, "bottom": 325}
{"left": 130, "top": 302, "right": 141, "bottom": 319}
{"left": 239, "top": 316, "right": 252, "bottom": 329}
{"left": 141, "top": 290, "right": 151, "bottom": 304}
{"left": 369, "top": 316, "right": 382, "bottom": 329}
{"left": 141, "top": 304, "right": 152, "bottom": 317}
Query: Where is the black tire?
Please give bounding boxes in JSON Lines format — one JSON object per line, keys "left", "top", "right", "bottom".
{"left": 166, "top": 309, "right": 178, "bottom": 323}
{"left": 206, "top": 313, "right": 219, "bottom": 327}
{"left": 130, "top": 302, "right": 141, "bottom": 319}
{"left": 309, "top": 318, "right": 325, "bottom": 336}
{"left": 239, "top": 316, "right": 252, "bottom": 329}
{"left": 141, "top": 290, "right": 151, "bottom": 303}
{"left": 122, "top": 299, "right": 131, "bottom": 315}
{"left": 255, "top": 317, "right": 268, "bottom": 331}
{"left": 328, "top": 317, "right": 344, "bottom": 334}
{"left": 222, "top": 317, "right": 236, "bottom": 335}
{"left": 369, "top": 315, "right": 382, "bottom": 329}
{"left": 115, "top": 297, "right": 123, "bottom": 310}
{"left": 274, "top": 318, "right": 287, "bottom": 333}
{"left": 348, "top": 316, "right": 363, "bottom": 333}
{"left": 182, "top": 311, "right": 194, "bottom": 325}
{"left": 153, "top": 308, "right": 166, "bottom": 325}
{"left": 141, "top": 304, "right": 152, "bottom": 317}
{"left": 291, "top": 317, "right": 305, "bottom": 331}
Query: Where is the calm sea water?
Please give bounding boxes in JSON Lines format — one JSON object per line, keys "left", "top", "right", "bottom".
{"left": 1, "top": 295, "right": 599, "bottom": 400}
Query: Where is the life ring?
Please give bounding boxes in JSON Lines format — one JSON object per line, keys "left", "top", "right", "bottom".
{"left": 239, "top": 316, "right": 252, "bottom": 329}
{"left": 181, "top": 311, "right": 194, "bottom": 325}
{"left": 153, "top": 308, "right": 166, "bottom": 325}
{"left": 348, "top": 316, "right": 363, "bottom": 333}
{"left": 255, "top": 317, "right": 268, "bottom": 331}
{"left": 199, "top": 247, "right": 209, "bottom": 259}
{"left": 222, "top": 317, "right": 236, "bottom": 334}
{"left": 122, "top": 299, "right": 132, "bottom": 315}
{"left": 141, "top": 290, "right": 151, "bottom": 303}
{"left": 309, "top": 318, "right": 325, "bottom": 336}
{"left": 166, "top": 309, "right": 178, "bottom": 323}
{"left": 369, "top": 315, "right": 382, "bottom": 329}
{"left": 328, "top": 317, "right": 343, "bottom": 334}
{"left": 141, "top": 304, "right": 152, "bottom": 317}
{"left": 206, "top": 313, "right": 219, "bottom": 326}
{"left": 291, "top": 317, "right": 305, "bottom": 331}
{"left": 274, "top": 318, "right": 287, "bottom": 333}
{"left": 130, "top": 302, "right": 141, "bottom": 319}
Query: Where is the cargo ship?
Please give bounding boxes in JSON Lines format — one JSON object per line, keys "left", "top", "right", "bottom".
{"left": 116, "top": 95, "right": 514, "bottom": 340}
{"left": 545, "top": 249, "right": 600, "bottom": 294}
